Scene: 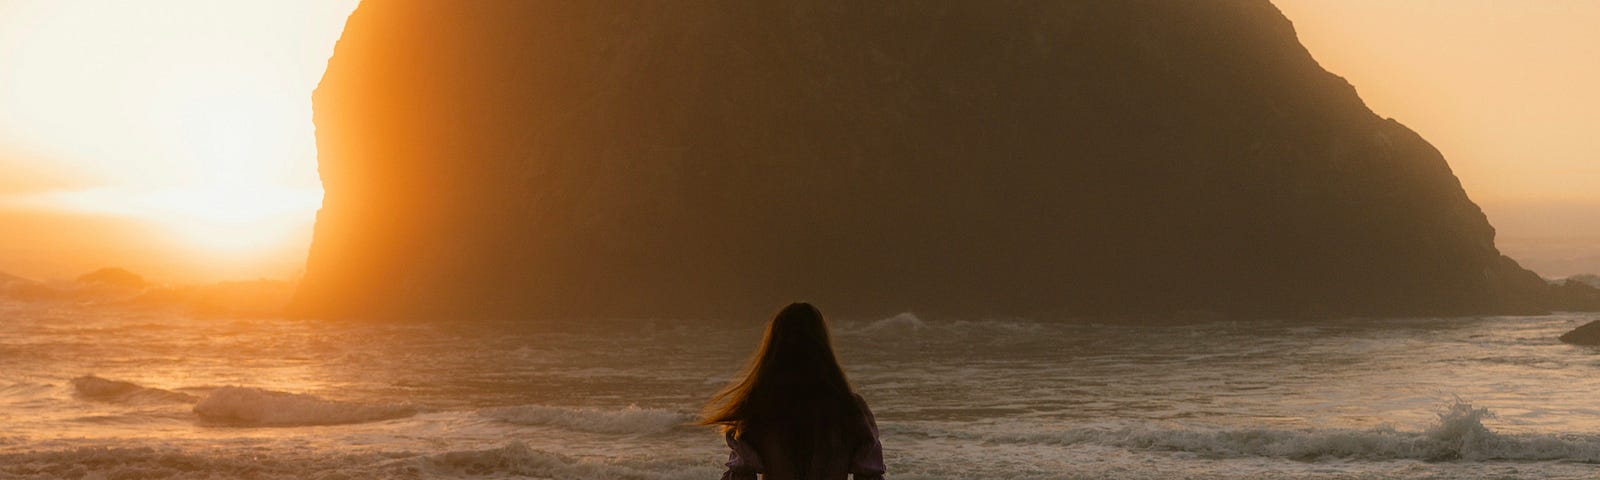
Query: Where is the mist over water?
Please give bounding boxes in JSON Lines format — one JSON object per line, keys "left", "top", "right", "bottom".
{"left": 5, "top": 300, "right": 1600, "bottom": 479}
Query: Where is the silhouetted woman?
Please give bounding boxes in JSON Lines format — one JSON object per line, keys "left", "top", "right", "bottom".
{"left": 701, "top": 302, "right": 886, "bottom": 480}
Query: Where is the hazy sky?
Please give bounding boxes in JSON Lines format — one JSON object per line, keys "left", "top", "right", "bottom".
{"left": 1275, "top": 1, "right": 1600, "bottom": 219}
{"left": 0, "top": 0, "right": 357, "bottom": 281}
{"left": 1275, "top": 0, "right": 1600, "bottom": 275}
{"left": 0, "top": 0, "right": 1594, "bottom": 281}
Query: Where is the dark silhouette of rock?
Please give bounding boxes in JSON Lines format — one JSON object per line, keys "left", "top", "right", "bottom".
{"left": 1563, "top": 274, "right": 1600, "bottom": 289}
{"left": 75, "top": 267, "right": 147, "bottom": 290}
{"left": 1560, "top": 320, "right": 1600, "bottom": 345}
{"left": 0, "top": 271, "right": 63, "bottom": 301}
{"left": 292, "top": 1, "right": 1556, "bottom": 320}
{"left": 1549, "top": 279, "right": 1600, "bottom": 312}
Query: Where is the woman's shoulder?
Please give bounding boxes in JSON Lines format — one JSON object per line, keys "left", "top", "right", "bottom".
{"left": 850, "top": 392, "right": 877, "bottom": 424}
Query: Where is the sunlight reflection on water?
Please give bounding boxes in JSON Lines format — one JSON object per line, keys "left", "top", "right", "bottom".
{"left": 4, "top": 300, "right": 1600, "bottom": 478}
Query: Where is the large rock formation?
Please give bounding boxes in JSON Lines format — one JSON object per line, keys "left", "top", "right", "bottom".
{"left": 292, "top": 0, "right": 1552, "bottom": 320}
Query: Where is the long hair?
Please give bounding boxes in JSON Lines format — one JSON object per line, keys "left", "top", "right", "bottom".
{"left": 701, "top": 302, "right": 865, "bottom": 474}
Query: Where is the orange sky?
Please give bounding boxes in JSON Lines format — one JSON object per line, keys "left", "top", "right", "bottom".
{"left": 0, "top": 0, "right": 357, "bottom": 282}
{"left": 0, "top": 0, "right": 1595, "bottom": 282}
{"left": 1274, "top": 0, "right": 1600, "bottom": 276}
{"left": 1279, "top": 0, "right": 1600, "bottom": 207}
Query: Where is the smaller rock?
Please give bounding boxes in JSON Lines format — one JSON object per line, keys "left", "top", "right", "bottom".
{"left": 0, "top": 271, "right": 59, "bottom": 300}
{"left": 1564, "top": 274, "right": 1600, "bottom": 289}
{"left": 1550, "top": 280, "right": 1600, "bottom": 312}
{"left": 75, "top": 267, "right": 147, "bottom": 289}
{"left": 0, "top": 271, "right": 29, "bottom": 285}
{"left": 1558, "top": 320, "right": 1600, "bottom": 345}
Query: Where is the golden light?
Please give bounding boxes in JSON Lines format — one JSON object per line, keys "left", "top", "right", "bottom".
{"left": 0, "top": 0, "right": 358, "bottom": 279}
{"left": 2, "top": 1, "right": 1597, "bottom": 281}
{"left": 1274, "top": 0, "right": 1600, "bottom": 207}
{"left": 10, "top": 186, "right": 321, "bottom": 256}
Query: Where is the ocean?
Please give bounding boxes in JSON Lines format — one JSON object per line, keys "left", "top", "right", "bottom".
{"left": 4, "top": 299, "right": 1600, "bottom": 479}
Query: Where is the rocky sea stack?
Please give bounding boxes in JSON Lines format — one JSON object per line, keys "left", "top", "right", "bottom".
{"left": 292, "top": 0, "right": 1556, "bottom": 320}
{"left": 1560, "top": 320, "right": 1600, "bottom": 346}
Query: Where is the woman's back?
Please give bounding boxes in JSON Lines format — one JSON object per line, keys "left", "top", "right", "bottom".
{"left": 702, "top": 303, "right": 886, "bottom": 480}
{"left": 721, "top": 393, "right": 884, "bottom": 480}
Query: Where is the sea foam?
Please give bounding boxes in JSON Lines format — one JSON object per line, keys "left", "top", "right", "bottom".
{"left": 842, "top": 312, "right": 927, "bottom": 336}
{"left": 839, "top": 312, "right": 1050, "bottom": 339}
{"left": 478, "top": 404, "right": 690, "bottom": 434}
{"left": 192, "top": 386, "right": 416, "bottom": 426}
{"left": 977, "top": 401, "right": 1600, "bottom": 463}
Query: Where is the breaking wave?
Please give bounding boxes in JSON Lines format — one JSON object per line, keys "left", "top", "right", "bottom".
{"left": 979, "top": 401, "right": 1600, "bottom": 463}
{"left": 70, "top": 376, "right": 198, "bottom": 404}
{"left": 838, "top": 312, "right": 1049, "bottom": 339}
{"left": 192, "top": 386, "right": 417, "bottom": 426}
{"left": 846, "top": 312, "right": 927, "bottom": 335}
{"left": 479, "top": 404, "right": 690, "bottom": 434}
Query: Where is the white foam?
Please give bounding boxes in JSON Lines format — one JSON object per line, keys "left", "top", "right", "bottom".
{"left": 846, "top": 312, "right": 927, "bottom": 335}
{"left": 975, "top": 401, "right": 1600, "bottom": 462}
{"left": 840, "top": 313, "right": 1054, "bottom": 339}
{"left": 192, "top": 386, "right": 416, "bottom": 426}
{"left": 478, "top": 404, "right": 690, "bottom": 434}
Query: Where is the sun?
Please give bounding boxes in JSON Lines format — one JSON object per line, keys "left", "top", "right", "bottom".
{"left": 24, "top": 185, "right": 324, "bottom": 256}
{"left": 0, "top": 0, "right": 358, "bottom": 277}
{"left": 129, "top": 186, "right": 324, "bottom": 255}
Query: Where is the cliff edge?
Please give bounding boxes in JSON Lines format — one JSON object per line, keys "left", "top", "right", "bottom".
{"left": 292, "top": 0, "right": 1552, "bottom": 320}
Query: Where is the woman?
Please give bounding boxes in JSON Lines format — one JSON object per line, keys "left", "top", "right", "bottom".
{"left": 701, "top": 302, "right": 886, "bottom": 480}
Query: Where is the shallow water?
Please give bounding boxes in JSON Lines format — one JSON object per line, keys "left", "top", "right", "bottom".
{"left": 4, "top": 300, "right": 1600, "bottom": 479}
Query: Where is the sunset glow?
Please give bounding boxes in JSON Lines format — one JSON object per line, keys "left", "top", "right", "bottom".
{"left": 5, "top": 3, "right": 1600, "bottom": 479}
{"left": 0, "top": 0, "right": 1597, "bottom": 283}
{"left": 9, "top": 186, "right": 321, "bottom": 255}
{"left": 1274, "top": 0, "right": 1600, "bottom": 276}
{"left": 0, "top": 0, "right": 356, "bottom": 279}
{"left": 1275, "top": 0, "right": 1600, "bottom": 206}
